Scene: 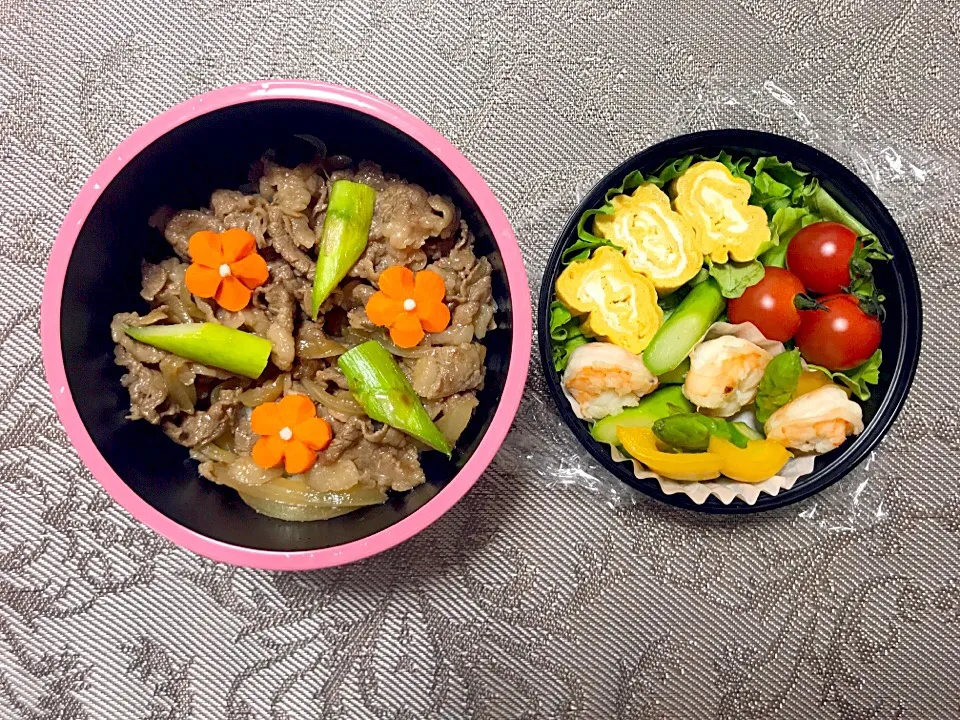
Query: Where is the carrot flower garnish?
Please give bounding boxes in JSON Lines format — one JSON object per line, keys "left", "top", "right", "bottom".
{"left": 365, "top": 266, "right": 450, "bottom": 348}
{"left": 250, "top": 395, "right": 332, "bottom": 474}
{"left": 185, "top": 229, "right": 269, "bottom": 312}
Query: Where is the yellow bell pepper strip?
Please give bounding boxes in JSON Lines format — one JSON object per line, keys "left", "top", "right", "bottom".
{"left": 592, "top": 184, "right": 703, "bottom": 291}
{"left": 617, "top": 427, "right": 722, "bottom": 481}
{"left": 312, "top": 180, "right": 378, "bottom": 318}
{"left": 554, "top": 246, "right": 663, "bottom": 354}
{"left": 338, "top": 341, "right": 452, "bottom": 456}
{"left": 673, "top": 161, "right": 770, "bottom": 263}
{"left": 123, "top": 322, "right": 272, "bottom": 379}
{"left": 707, "top": 436, "right": 793, "bottom": 483}
{"left": 796, "top": 368, "right": 844, "bottom": 397}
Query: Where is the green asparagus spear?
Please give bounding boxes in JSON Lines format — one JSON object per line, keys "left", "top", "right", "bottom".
{"left": 590, "top": 386, "right": 692, "bottom": 446}
{"left": 123, "top": 322, "right": 272, "bottom": 379}
{"left": 652, "top": 413, "right": 754, "bottom": 452}
{"left": 312, "top": 180, "right": 378, "bottom": 318}
{"left": 338, "top": 341, "right": 452, "bottom": 455}
{"left": 657, "top": 358, "right": 690, "bottom": 385}
{"left": 642, "top": 279, "right": 725, "bottom": 376}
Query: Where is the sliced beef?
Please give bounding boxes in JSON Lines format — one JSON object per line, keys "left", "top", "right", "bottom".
{"left": 258, "top": 161, "right": 315, "bottom": 214}
{"left": 117, "top": 155, "right": 491, "bottom": 506}
{"left": 266, "top": 206, "right": 315, "bottom": 276}
{"left": 115, "top": 346, "right": 168, "bottom": 423}
{"left": 162, "top": 210, "right": 223, "bottom": 260}
{"left": 409, "top": 344, "right": 486, "bottom": 400}
{"left": 232, "top": 409, "right": 256, "bottom": 456}
{"left": 260, "top": 266, "right": 297, "bottom": 371}
{"left": 315, "top": 415, "right": 364, "bottom": 464}
{"left": 346, "top": 440, "right": 425, "bottom": 492}
{"left": 371, "top": 182, "right": 457, "bottom": 250}
{"left": 163, "top": 389, "right": 242, "bottom": 448}
{"left": 349, "top": 235, "right": 427, "bottom": 282}
{"left": 110, "top": 309, "right": 170, "bottom": 364}
{"left": 140, "top": 262, "right": 167, "bottom": 302}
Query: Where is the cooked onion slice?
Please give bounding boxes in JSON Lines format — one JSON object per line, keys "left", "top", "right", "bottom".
{"left": 238, "top": 373, "right": 288, "bottom": 407}
{"left": 159, "top": 356, "right": 197, "bottom": 412}
{"left": 237, "top": 495, "right": 359, "bottom": 522}
{"left": 237, "top": 477, "right": 387, "bottom": 521}
{"left": 297, "top": 335, "right": 347, "bottom": 359}
{"left": 301, "top": 377, "right": 366, "bottom": 416}
{"left": 434, "top": 394, "right": 479, "bottom": 443}
{"left": 343, "top": 328, "right": 431, "bottom": 358}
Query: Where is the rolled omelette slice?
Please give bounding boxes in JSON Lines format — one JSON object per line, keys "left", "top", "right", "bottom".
{"left": 673, "top": 161, "right": 770, "bottom": 263}
{"left": 555, "top": 246, "right": 663, "bottom": 354}
{"left": 593, "top": 184, "right": 703, "bottom": 291}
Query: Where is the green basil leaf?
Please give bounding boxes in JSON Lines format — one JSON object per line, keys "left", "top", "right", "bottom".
{"left": 755, "top": 350, "right": 802, "bottom": 424}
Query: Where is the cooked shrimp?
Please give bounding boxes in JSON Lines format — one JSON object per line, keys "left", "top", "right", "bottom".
{"left": 563, "top": 342, "right": 658, "bottom": 420}
{"left": 683, "top": 336, "right": 772, "bottom": 417}
{"left": 764, "top": 385, "right": 864, "bottom": 453}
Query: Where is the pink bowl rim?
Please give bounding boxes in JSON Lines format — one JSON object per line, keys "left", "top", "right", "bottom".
{"left": 40, "top": 80, "right": 532, "bottom": 570}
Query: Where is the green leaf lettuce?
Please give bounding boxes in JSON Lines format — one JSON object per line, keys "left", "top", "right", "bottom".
{"left": 549, "top": 301, "right": 589, "bottom": 371}
{"left": 707, "top": 259, "right": 765, "bottom": 299}
{"left": 807, "top": 350, "right": 882, "bottom": 401}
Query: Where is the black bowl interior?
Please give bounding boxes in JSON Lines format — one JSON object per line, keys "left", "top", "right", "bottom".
{"left": 61, "top": 100, "right": 513, "bottom": 550}
{"left": 538, "top": 129, "right": 922, "bottom": 513}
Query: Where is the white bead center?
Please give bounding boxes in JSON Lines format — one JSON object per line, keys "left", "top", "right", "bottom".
{"left": 218, "top": 263, "right": 232, "bottom": 278}
{"left": 403, "top": 298, "right": 417, "bottom": 312}
{"left": 278, "top": 427, "right": 293, "bottom": 441}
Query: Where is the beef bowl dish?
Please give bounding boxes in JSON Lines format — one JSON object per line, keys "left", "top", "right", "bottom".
{"left": 42, "top": 82, "right": 531, "bottom": 568}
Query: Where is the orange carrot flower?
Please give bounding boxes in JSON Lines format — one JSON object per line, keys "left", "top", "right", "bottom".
{"left": 250, "top": 395, "right": 332, "bottom": 474}
{"left": 365, "top": 266, "right": 450, "bottom": 348}
{"left": 185, "top": 229, "right": 269, "bottom": 312}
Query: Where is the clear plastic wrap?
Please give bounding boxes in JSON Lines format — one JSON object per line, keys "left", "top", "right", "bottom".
{"left": 506, "top": 80, "right": 938, "bottom": 529}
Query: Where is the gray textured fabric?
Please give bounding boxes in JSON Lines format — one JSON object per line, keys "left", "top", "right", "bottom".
{"left": 1, "top": 0, "right": 958, "bottom": 717}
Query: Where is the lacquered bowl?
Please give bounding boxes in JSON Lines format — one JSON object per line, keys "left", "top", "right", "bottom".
{"left": 42, "top": 81, "right": 532, "bottom": 568}
{"left": 538, "top": 130, "right": 921, "bottom": 513}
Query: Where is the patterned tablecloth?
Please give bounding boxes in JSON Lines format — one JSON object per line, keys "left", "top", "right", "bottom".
{"left": 2, "top": 0, "right": 959, "bottom": 717}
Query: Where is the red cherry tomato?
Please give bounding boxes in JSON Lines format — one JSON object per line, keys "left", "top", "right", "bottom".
{"left": 795, "top": 294, "right": 882, "bottom": 371}
{"left": 728, "top": 267, "right": 806, "bottom": 342}
{"left": 786, "top": 221, "right": 858, "bottom": 294}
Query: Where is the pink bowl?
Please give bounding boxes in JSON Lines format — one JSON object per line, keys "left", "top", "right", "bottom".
{"left": 41, "top": 81, "right": 532, "bottom": 570}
